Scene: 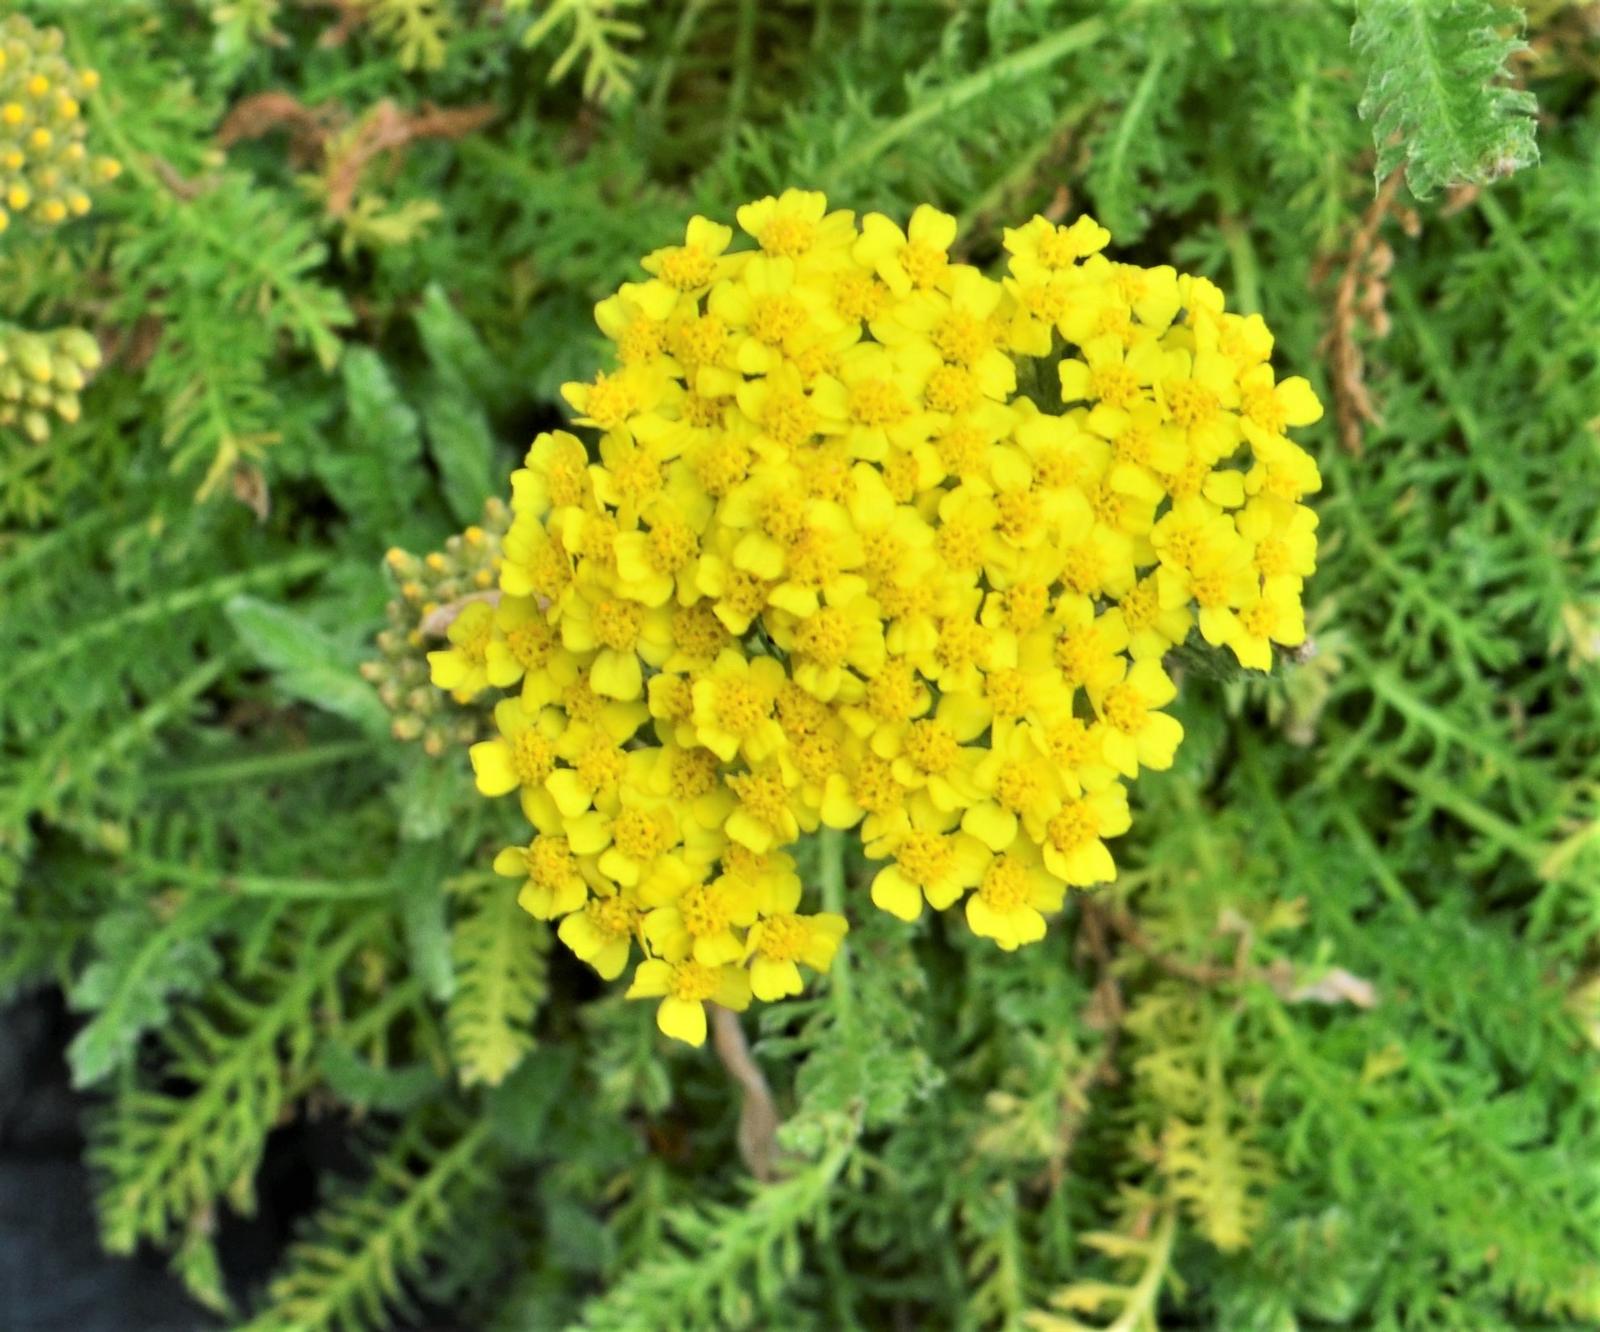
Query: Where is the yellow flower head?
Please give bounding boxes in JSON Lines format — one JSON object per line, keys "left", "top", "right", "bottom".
{"left": 441, "top": 195, "right": 1322, "bottom": 1043}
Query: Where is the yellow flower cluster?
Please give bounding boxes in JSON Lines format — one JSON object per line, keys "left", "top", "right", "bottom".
{"left": 0, "top": 323, "right": 100, "bottom": 441}
{"left": 433, "top": 191, "right": 1321, "bottom": 1045}
{"left": 0, "top": 15, "right": 119, "bottom": 233}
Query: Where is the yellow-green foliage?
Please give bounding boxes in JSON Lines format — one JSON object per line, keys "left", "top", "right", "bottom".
{"left": 3, "top": 2, "right": 1598, "bottom": 1330}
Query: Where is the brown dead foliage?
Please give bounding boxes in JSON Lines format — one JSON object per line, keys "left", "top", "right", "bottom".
{"left": 217, "top": 91, "right": 338, "bottom": 164}
{"left": 324, "top": 101, "right": 497, "bottom": 216}
{"left": 1319, "top": 168, "right": 1419, "bottom": 456}
{"left": 217, "top": 93, "right": 496, "bottom": 218}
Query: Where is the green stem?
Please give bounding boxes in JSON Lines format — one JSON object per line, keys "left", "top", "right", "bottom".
{"left": 723, "top": 0, "right": 757, "bottom": 154}
{"left": 818, "top": 825, "right": 854, "bottom": 1023}
{"left": 121, "top": 852, "right": 392, "bottom": 901}
{"left": 646, "top": 0, "right": 710, "bottom": 120}
{"left": 145, "top": 740, "right": 373, "bottom": 789}
{"left": 1220, "top": 211, "right": 1261, "bottom": 315}
{"left": 822, "top": 16, "right": 1109, "bottom": 189}
{"left": 0, "top": 552, "right": 329, "bottom": 695}
{"left": 956, "top": 94, "right": 1099, "bottom": 242}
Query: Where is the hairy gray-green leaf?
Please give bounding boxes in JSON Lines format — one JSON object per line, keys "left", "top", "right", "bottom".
{"left": 1352, "top": 0, "right": 1537, "bottom": 197}
{"left": 227, "top": 594, "right": 390, "bottom": 734}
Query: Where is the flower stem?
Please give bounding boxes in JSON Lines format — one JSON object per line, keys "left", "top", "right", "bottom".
{"left": 818, "top": 826, "right": 855, "bottom": 1024}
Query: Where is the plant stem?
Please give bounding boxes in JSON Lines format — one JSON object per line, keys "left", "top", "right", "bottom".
{"left": 822, "top": 16, "right": 1109, "bottom": 190}
{"left": 818, "top": 825, "right": 854, "bottom": 1024}
{"left": 146, "top": 740, "right": 374, "bottom": 789}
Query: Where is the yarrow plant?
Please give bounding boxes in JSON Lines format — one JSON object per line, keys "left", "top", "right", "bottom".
{"left": 431, "top": 189, "right": 1322, "bottom": 1045}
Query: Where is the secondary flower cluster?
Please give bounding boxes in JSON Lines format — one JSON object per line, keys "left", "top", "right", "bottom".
{"left": 365, "top": 497, "right": 511, "bottom": 755}
{"left": 0, "top": 322, "right": 99, "bottom": 441}
{"left": 432, "top": 192, "right": 1321, "bottom": 1045}
{"left": 0, "top": 15, "right": 119, "bottom": 233}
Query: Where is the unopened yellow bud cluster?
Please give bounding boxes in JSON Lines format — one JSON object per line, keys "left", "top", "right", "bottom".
{"left": 0, "top": 15, "right": 119, "bottom": 233}
{"left": 365, "top": 498, "right": 512, "bottom": 755}
{"left": 432, "top": 191, "right": 1322, "bottom": 1045}
{"left": 0, "top": 323, "right": 99, "bottom": 441}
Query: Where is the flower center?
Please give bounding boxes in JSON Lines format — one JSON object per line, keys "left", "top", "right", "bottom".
{"left": 849, "top": 377, "right": 911, "bottom": 426}
{"left": 761, "top": 388, "right": 817, "bottom": 449}
{"left": 755, "top": 914, "right": 809, "bottom": 962}
{"left": 750, "top": 293, "right": 807, "bottom": 344}
{"left": 904, "top": 719, "right": 958, "bottom": 775}
{"left": 925, "top": 364, "right": 979, "bottom": 414}
{"left": 937, "top": 425, "right": 985, "bottom": 476}
{"left": 985, "top": 667, "right": 1031, "bottom": 720}
{"left": 529, "top": 836, "right": 579, "bottom": 888}
{"left": 851, "top": 755, "right": 901, "bottom": 813}
{"left": 995, "top": 762, "right": 1042, "bottom": 813}
{"left": 593, "top": 597, "right": 643, "bottom": 652}
{"left": 581, "top": 372, "right": 635, "bottom": 429}
{"left": 1046, "top": 718, "right": 1099, "bottom": 768}
{"left": 835, "top": 272, "right": 889, "bottom": 321}
{"left": 1047, "top": 800, "right": 1098, "bottom": 852}
{"left": 760, "top": 216, "right": 815, "bottom": 258}
{"left": 978, "top": 855, "right": 1031, "bottom": 912}
{"left": 671, "top": 603, "right": 730, "bottom": 661}
{"left": 795, "top": 607, "right": 852, "bottom": 665}
{"left": 670, "top": 314, "right": 728, "bottom": 366}
{"left": 679, "top": 882, "right": 731, "bottom": 937}
{"left": 648, "top": 519, "right": 696, "bottom": 573}
{"left": 933, "top": 311, "right": 991, "bottom": 366}
{"left": 575, "top": 740, "right": 625, "bottom": 792}
{"left": 511, "top": 730, "right": 557, "bottom": 786}
{"left": 901, "top": 240, "right": 948, "bottom": 289}
{"left": 507, "top": 620, "right": 555, "bottom": 670}
{"left": 668, "top": 746, "right": 721, "bottom": 799}
{"left": 713, "top": 679, "right": 767, "bottom": 736}
{"left": 728, "top": 768, "right": 790, "bottom": 827}
{"left": 587, "top": 893, "right": 636, "bottom": 938}
{"left": 658, "top": 245, "right": 715, "bottom": 290}
{"left": 1100, "top": 683, "right": 1148, "bottom": 735}
{"left": 668, "top": 959, "right": 721, "bottom": 1002}
{"left": 692, "top": 434, "right": 752, "bottom": 496}
{"left": 866, "top": 663, "right": 922, "bottom": 721}
{"left": 896, "top": 829, "right": 955, "bottom": 885}
{"left": 613, "top": 806, "right": 673, "bottom": 860}
{"left": 1091, "top": 364, "right": 1140, "bottom": 408}
{"left": 1167, "top": 379, "right": 1219, "bottom": 427}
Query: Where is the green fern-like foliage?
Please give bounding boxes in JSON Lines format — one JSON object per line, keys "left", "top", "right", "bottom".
{"left": 3, "top": 1, "right": 1599, "bottom": 1328}
{"left": 1353, "top": 0, "right": 1539, "bottom": 196}
{"left": 241, "top": 1109, "right": 498, "bottom": 1332}
{"left": 446, "top": 870, "right": 548, "bottom": 1086}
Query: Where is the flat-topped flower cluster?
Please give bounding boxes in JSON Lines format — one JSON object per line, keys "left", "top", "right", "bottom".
{"left": 431, "top": 191, "right": 1321, "bottom": 1045}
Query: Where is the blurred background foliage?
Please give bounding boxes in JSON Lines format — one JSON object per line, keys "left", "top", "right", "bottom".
{"left": 1, "top": 1, "right": 1598, "bottom": 1328}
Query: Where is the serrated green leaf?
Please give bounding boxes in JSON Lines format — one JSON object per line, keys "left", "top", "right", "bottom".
{"left": 320, "top": 347, "right": 426, "bottom": 539}
{"left": 416, "top": 282, "right": 503, "bottom": 403}
{"left": 319, "top": 1040, "right": 445, "bottom": 1113}
{"left": 67, "top": 894, "right": 234, "bottom": 1087}
{"left": 1352, "top": 0, "right": 1538, "bottom": 197}
{"left": 396, "top": 840, "right": 455, "bottom": 1002}
{"left": 422, "top": 384, "right": 499, "bottom": 525}
{"left": 487, "top": 1047, "right": 578, "bottom": 1157}
{"left": 226, "top": 594, "right": 389, "bottom": 734}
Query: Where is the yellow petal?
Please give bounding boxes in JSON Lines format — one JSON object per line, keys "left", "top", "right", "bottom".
{"left": 1276, "top": 376, "right": 1323, "bottom": 426}
{"left": 871, "top": 866, "right": 923, "bottom": 922}
{"left": 658, "top": 996, "right": 707, "bottom": 1046}
{"left": 470, "top": 740, "right": 519, "bottom": 797}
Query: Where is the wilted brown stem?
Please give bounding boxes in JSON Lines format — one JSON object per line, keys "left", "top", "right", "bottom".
{"left": 710, "top": 1004, "right": 781, "bottom": 1182}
